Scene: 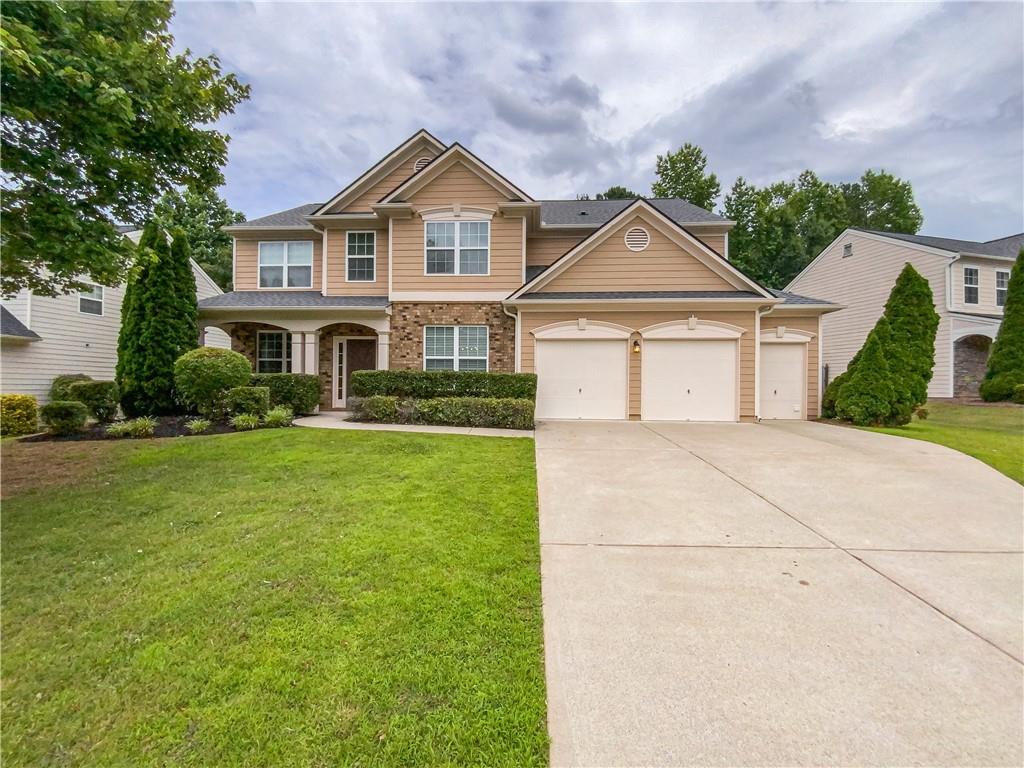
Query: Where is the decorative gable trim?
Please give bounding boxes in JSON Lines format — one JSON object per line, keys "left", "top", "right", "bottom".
{"left": 379, "top": 143, "right": 534, "bottom": 204}
{"left": 312, "top": 129, "right": 446, "bottom": 215}
{"left": 509, "top": 199, "right": 772, "bottom": 300}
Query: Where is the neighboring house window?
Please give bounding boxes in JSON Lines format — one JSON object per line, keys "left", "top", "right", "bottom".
{"left": 842, "top": 243, "right": 853, "bottom": 258}
{"left": 78, "top": 284, "right": 104, "bottom": 315}
{"left": 423, "top": 326, "right": 488, "bottom": 371}
{"left": 996, "top": 270, "right": 1010, "bottom": 307}
{"left": 963, "top": 267, "right": 979, "bottom": 304}
{"left": 424, "top": 221, "right": 489, "bottom": 275}
{"left": 258, "top": 241, "right": 313, "bottom": 288}
{"left": 346, "top": 231, "right": 375, "bottom": 282}
{"left": 257, "top": 331, "right": 292, "bottom": 373}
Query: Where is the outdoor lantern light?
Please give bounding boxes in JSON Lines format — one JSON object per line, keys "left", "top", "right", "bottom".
{"left": 632, "top": 340, "right": 641, "bottom": 354}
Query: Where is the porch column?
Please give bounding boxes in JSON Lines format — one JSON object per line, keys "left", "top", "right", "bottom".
{"left": 376, "top": 331, "right": 390, "bottom": 370}
{"left": 304, "top": 331, "right": 319, "bottom": 375}
{"left": 290, "top": 333, "right": 305, "bottom": 372}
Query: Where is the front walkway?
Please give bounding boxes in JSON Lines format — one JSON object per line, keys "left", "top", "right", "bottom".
{"left": 537, "top": 420, "right": 1023, "bottom": 767}
{"left": 294, "top": 411, "right": 534, "bottom": 439}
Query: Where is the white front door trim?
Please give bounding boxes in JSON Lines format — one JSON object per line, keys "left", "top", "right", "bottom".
{"left": 332, "top": 335, "right": 377, "bottom": 409}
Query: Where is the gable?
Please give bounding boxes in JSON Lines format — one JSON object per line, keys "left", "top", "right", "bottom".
{"left": 342, "top": 138, "right": 443, "bottom": 213}
{"left": 536, "top": 212, "right": 735, "bottom": 293}
{"left": 407, "top": 159, "right": 517, "bottom": 207}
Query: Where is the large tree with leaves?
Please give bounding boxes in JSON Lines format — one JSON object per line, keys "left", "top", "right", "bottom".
{"left": 154, "top": 188, "right": 243, "bottom": 290}
{"left": 0, "top": 1, "right": 249, "bottom": 296}
{"left": 840, "top": 170, "right": 923, "bottom": 234}
{"left": 651, "top": 143, "right": 720, "bottom": 209}
{"left": 117, "top": 222, "right": 199, "bottom": 416}
{"left": 980, "top": 250, "right": 1024, "bottom": 401}
{"left": 596, "top": 185, "right": 640, "bottom": 200}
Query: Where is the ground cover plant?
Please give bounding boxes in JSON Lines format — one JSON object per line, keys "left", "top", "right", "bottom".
{"left": 0, "top": 429, "right": 547, "bottom": 766}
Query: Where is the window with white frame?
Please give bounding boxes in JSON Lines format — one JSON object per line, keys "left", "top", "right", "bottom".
{"left": 963, "top": 266, "right": 979, "bottom": 304}
{"left": 78, "top": 284, "right": 104, "bottom": 315}
{"left": 257, "top": 331, "right": 292, "bottom": 373}
{"left": 996, "top": 270, "right": 1010, "bottom": 307}
{"left": 425, "top": 221, "right": 489, "bottom": 275}
{"left": 258, "top": 241, "right": 313, "bottom": 288}
{"left": 346, "top": 231, "right": 375, "bottom": 282}
{"left": 423, "top": 326, "right": 488, "bottom": 371}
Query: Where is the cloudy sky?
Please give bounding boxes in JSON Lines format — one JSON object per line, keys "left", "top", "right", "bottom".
{"left": 172, "top": 1, "right": 1023, "bottom": 240}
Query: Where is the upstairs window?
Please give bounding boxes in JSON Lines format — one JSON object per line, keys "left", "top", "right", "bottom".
{"left": 963, "top": 267, "right": 979, "bottom": 304}
{"left": 425, "top": 221, "right": 489, "bottom": 275}
{"left": 996, "top": 270, "right": 1009, "bottom": 307}
{"left": 346, "top": 231, "right": 376, "bottom": 282}
{"left": 79, "top": 284, "right": 104, "bottom": 315}
{"left": 257, "top": 331, "right": 292, "bottom": 373}
{"left": 423, "top": 326, "right": 488, "bottom": 371}
{"left": 259, "top": 241, "right": 313, "bottom": 288}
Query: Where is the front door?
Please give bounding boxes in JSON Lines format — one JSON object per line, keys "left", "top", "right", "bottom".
{"left": 334, "top": 337, "right": 377, "bottom": 408}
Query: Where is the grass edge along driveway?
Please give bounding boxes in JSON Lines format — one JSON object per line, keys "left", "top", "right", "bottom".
{"left": 1, "top": 429, "right": 548, "bottom": 767}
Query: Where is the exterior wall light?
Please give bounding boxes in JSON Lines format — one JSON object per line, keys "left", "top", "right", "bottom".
{"left": 632, "top": 340, "right": 641, "bottom": 354}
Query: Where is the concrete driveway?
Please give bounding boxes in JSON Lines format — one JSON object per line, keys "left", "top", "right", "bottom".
{"left": 536, "top": 420, "right": 1023, "bottom": 767}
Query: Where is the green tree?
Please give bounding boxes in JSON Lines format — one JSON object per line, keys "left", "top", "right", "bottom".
{"left": 1, "top": 1, "right": 249, "bottom": 296}
{"left": 723, "top": 177, "right": 759, "bottom": 277}
{"left": 747, "top": 182, "right": 805, "bottom": 288}
{"left": 596, "top": 185, "right": 640, "bottom": 200}
{"left": 835, "top": 318, "right": 897, "bottom": 426}
{"left": 651, "top": 143, "right": 720, "bottom": 209}
{"left": 980, "top": 250, "right": 1024, "bottom": 401}
{"left": 840, "top": 170, "right": 923, "bottom": 234}
{"left": 792, "top": 171, "right": 849, "bottom": 264}
{"left": 883, "top": 263, "right": 940, "bottom": 420}
{"left": 117, "top": 223, "right": 198, "bottom": 416}
{"left": 154, "top": 188, "right": 243, "bottom": 290}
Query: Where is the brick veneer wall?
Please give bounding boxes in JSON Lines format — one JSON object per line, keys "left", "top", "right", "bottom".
{"left": 389, "top": 303, "right": 515, "bottom": 372}
{"left": 229, "top": 322, "right": 286, "bottom": 368}
{"left": 317, "top": 323, "right": 377, "bottom": 408}
{"left": 953, "top": 335, "right": 992, "bottom": 398}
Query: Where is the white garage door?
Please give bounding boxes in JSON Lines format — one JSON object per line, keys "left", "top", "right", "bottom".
{"left": 642, "top": 339, "right": 737, "bottom": 421}
{"left": 535, "top": 339, "right": 628, "bottom": 419}
{"left": 760, "top": 343, "right": 805, "bottom": 419}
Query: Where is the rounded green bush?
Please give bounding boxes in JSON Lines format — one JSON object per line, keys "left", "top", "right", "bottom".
{"left": 174, "top": 348, "right": 252, "bottom": 417}
{"left": 49, "top": 373, "right": 92, "bottom": 403}
{"left": 263, "top": 406, "right": 293, "bottom": 428}
{"left": 250, "top": 373, "right": 320, "bottom": 415}
{"left": 40, "top": 400, "right": 89, "bottom": 436}
{"left": 1, "top": 394, "right": 38, "bottom": 436}
{"left": 225, "top": 386, "right": 270, "bottom": 416}
{"left": 67, "top": 380, "right": 120, "bottom": 423}
{"left": 230, "top": 413, "right": 261, "bottom": 431}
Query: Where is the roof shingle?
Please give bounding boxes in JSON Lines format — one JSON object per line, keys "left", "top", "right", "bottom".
{"left": 855, "top": 229, "right": 1023, "bottom": 258}
{"left": 539, "top": 198, "right": 727, "bottom": 227}
{"left": 199, "top": 291, "right": 388, "bottom": 309}
{"left": 1, "top": 306, "right": 41, "bottom": 340}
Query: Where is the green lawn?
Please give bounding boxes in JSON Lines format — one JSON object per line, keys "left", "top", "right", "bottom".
{"left": 1, "top": 429, "right": 548, "bottom": 767}
{"left": 865, "top": 402, "right": 1024, "bottom": 484}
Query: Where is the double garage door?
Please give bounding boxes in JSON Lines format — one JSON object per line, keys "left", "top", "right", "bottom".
{"left": 535, "top": 338, "right": 738, "bottom": 421}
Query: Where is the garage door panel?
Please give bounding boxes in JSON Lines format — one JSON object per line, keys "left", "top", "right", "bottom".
{"left": 760, "top": 344, "right": 804, "bottom": 420}
{"left": 536, "top": 339, "right": 628, "bottom": 420}
{"left": 642, "top": 339, "right": 737, "bottom": 421}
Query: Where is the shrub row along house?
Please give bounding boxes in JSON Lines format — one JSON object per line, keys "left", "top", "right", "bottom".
{"left": 199, "top": 130, "right": 839, "bottom": 421}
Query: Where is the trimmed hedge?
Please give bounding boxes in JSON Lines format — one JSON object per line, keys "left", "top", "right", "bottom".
{"left": 225, "top": 386, "right": 270, "bottom": 416}
{"left": 349, "top": 370, "right": 537, "bottom": 401}
{"left": 1, "top": 394, "right": 38, "bottom": 436}
{"left": 49, "top": 373, "right": 92, "bottom": 403}
{"left": 174, "top": 348, "right": 252, "bottom": 417}
{"left": 250, "top": 373, "right": 320, "bottom": 415}
{"left": 68, "top": 380, "right": 120, "bottom": 423}
{"left": 351, "top": 395, "right": 534, "bottom": 430}
{"left": 40, "top": 400, "right": 89, "bottom": 435}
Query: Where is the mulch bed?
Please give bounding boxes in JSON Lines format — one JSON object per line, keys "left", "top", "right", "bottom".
{"left": 19, "top": 416, "right": 235, "bottom": 443}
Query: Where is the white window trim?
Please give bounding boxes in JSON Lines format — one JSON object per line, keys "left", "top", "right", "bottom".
{"left": 345, "top": 231, "right": 376, "bottom": 283}
{"left": 78, "top": 284, "right": 104, "bottom": 316}
{"left": 256, "top": 330, "right": 292, "bottom": 373}
{"left": 258, "top": 241, "right": 314, "bottom": 289}
{"left": 996, "top": 269, "right": 1010, "bottom": 307}
{"left": 422, "top": 325, "right": 489, "bottom": 371}
{"left": 423, "top": 220, "right": 491, "bottom": 277}
{"left": 963, "top": 266, "right": 979, "bottom": 305}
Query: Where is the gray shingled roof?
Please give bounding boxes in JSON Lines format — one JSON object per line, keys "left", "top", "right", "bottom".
{"left": 1, "top": 306, "right": 41, "bottom": 340}
{"left": 539, "top": 199, "right": 727, "bottom": 227}
{"left": 233, "top": 203, "right": 322, "bottom": 229}
{"left": 519, "top": 290, "right": 763, "bottom": 300}
{"left": 199, "top": 291, "right": 388, "bottom": 309}
{"left": 855, "top": 229, "right": 1024, "bottom": 258}
{"left": 770, "top": 289, "right": 837, "bottom": 306}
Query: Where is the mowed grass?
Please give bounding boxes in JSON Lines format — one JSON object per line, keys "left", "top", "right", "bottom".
{"left": 1, "top": 429, "right": 548, "bottom": 767}
{"left": 865, "top": 402, "right": 1024, "bottom": 484}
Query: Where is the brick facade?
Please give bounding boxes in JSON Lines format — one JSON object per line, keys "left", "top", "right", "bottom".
{"left": 953, "top": 334, "right": 992, "bottom": 398}
{"left": 228, "top": 322, "right": 287, "bottom": 368}
{"left": 317, "top": 323, "right": 377, "bottom": 408}
{"left": 389, "top": 302, "right": 516, "bottom": 372}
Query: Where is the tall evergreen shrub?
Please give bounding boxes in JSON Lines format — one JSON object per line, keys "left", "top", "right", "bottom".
{"left": 980, "top": 250, "right": 1024, "bottom": 401}
{"left": 835, "top": 318, "right": 897, "bottom": 426}
{"left": 882, "top": 263, "right": 940, "bottom": 423}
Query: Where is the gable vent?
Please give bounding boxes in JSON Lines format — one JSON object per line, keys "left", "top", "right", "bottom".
{"left": 413, "top": 156, "right": 432, "bottom": 172}
{"left": 624, "top": 226, "right": 650, "bottom": 252}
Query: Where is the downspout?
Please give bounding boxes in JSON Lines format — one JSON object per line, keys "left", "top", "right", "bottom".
{"left": 502, "top": 303, "right": 521, "bottom": 373}
{"left": 945, "top": 253, "right": 961, "bottom": 397}
{"left": 754, "top": 303, "right": 777, "bottom": 421}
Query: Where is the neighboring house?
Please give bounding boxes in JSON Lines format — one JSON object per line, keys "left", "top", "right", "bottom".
{"left": 0, "top": 229, "right": 230, "bottom": 403}
{"left": 199, "top": 129, "right": 839, "bottom": 421}
{"left": 788, "top": 228, "right": 1023, "bottom": 399}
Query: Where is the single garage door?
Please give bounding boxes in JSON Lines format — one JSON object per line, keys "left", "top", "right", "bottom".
{"left": 535, "top": 339, "right": 628, "bottom": 419}
{"left": 760, "top": 343, "right": 805, "bottom": 419}
{"left": 642, "top": 339, "right": 737, "bottom": 421}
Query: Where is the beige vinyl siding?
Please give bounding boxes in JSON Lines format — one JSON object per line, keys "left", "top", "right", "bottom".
{"left": 345, "top": 145, "right": 441, "bottom": 212}
{"left": 324, "top": 228, "right": 388, "bottom": 295}
{"left": 390, "top": 161, "right": 524, "bottom": 293}
{"left": 950, "top": 256, "right": 1009, "bottom": 315}
{"left": 761, "top": 314, "right": 820, "bottom": 417}
{"left": 526, "top": 235, "right": 586, "bottom": 266}
{"left": 520, "top": 309, "right": 757, "bottom": 420}
{"left": 537, "top": 213, "right": 734, "bottom": 293}
{"left": 788, "top": 231, "right": 954, "bottom": 398}
{"left": 192, "top": 263, "right": 231, "bottom": 348}
{"left": 233, "top": 236, "right": 323, "bottom": 292}
{"left": 686, "top": 224, "right": 730, "bottom": 257}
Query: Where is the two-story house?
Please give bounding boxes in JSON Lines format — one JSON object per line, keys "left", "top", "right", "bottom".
{"left": 787, "top": 228, "right": 1023, "bottom": 399}
{"left": 199, "top": 130, "right": 839, "bottom": 421}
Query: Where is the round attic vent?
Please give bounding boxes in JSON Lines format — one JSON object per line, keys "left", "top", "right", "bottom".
{"left": 413, "top": 156, "right": 432, "bottom": 172}
{"left": 624, "top": 226, "right": 650, "bottom": 252}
